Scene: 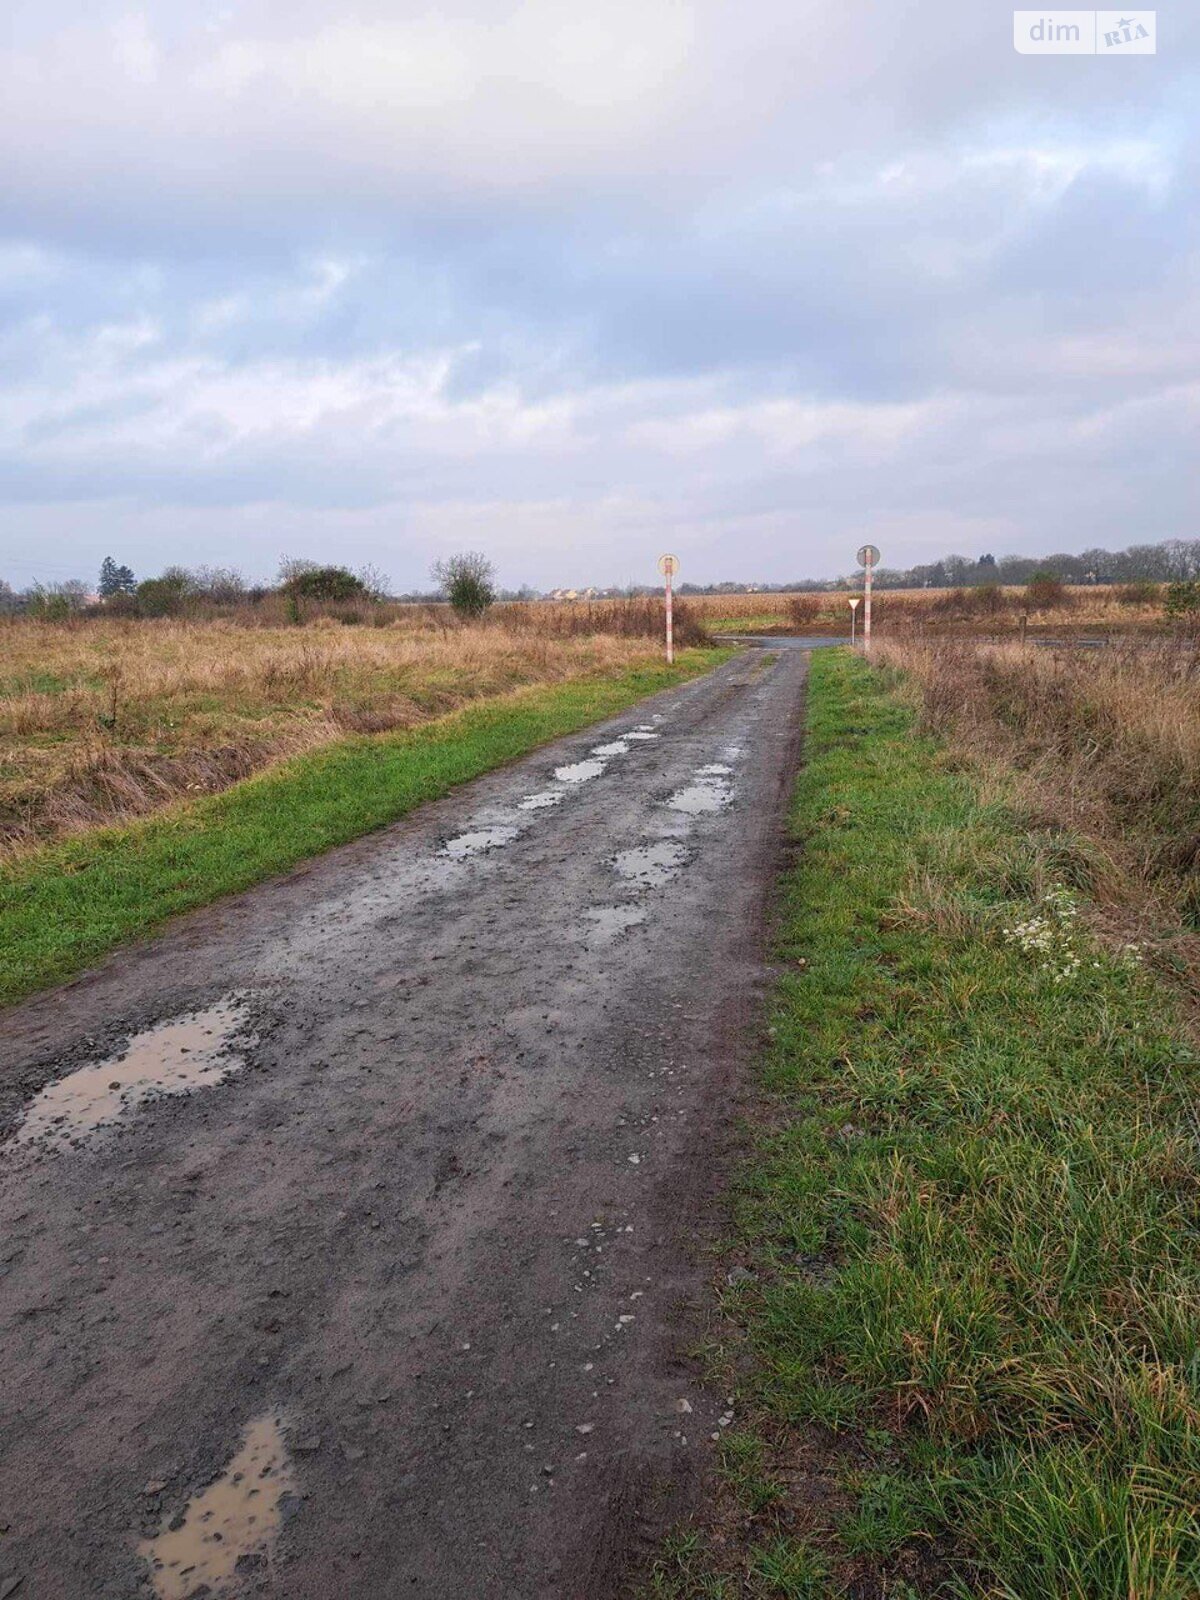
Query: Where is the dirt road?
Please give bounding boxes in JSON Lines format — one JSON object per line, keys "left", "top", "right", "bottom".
{"left": 0, "top": 645, "right": 808, "bottom": 1600}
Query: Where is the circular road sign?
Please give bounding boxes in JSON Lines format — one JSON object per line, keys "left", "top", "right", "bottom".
{"left": 657, "top": 553, "right": 680, "bottom": 578}
{"left": 857, "top": 544, "right": 880, "bottom": 568}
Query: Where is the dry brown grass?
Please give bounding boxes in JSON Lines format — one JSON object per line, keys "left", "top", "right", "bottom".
{"left": 873, "top": 635, "right": 1200, "bottom": 998}
{"left": 0, "top": 612, "right": 683, "bottom": 854}
{"left": 687, "top": 584, "right": 1172, "bottom": 634}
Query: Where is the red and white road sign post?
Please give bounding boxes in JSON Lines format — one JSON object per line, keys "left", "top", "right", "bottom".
{"left": 857, "top": 544, "right": 880, "bottom": 651}
{"left": 658, "top": 553, "right": 679, "bottom": 664}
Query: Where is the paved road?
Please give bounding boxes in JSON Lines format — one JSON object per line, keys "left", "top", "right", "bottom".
{"left": 0, "top": 646, "right": 809, "bottom": 1600}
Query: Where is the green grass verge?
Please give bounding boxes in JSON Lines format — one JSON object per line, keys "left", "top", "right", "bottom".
{"left": 649, "top": 649, "right": 1200, "bottom": 1599}
{"left": 0, "top": 650, "right": 725, "bottom": 1007}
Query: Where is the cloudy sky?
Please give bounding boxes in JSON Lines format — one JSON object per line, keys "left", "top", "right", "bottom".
{"left": 1, "top": 3, "right": 1195, "bottom": 592}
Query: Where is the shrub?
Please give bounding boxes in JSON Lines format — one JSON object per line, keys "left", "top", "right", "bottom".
{"left": 1164, "top": 580, "right": 1200, "bottom": 618}
{"left": 974, "top": 582, "right": 1007, "bottom": 615}
{"left": 431, "top": 552, "right": 496, "bottom": 620}
{"left": 281, "top": 565, "right": 368, "bottom": 603}
{"left": 27, "top": 589, "right": 73, "bottom": 623}
{"left": 1025, "top": 571, "right": 1071, "bottom": 610}
{"left": 136, "top": 569, "right": 192, "bottom": 618}
{"left": 1117, "top": 580, "right": 1159, "bottom": 607}
{"left": 788, "top": 594, "right": 822, "bottom": 626}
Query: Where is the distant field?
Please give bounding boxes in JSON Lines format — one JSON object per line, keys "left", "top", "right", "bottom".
{"left": 685, "top": 583, "right": 1176, "bottom": 635}
{"left": 0, "top": 603, "right": 707, "bottom": 856}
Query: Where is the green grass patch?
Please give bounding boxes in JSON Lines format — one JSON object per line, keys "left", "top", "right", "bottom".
{"left": 0, "top": 650, "right": 725, "bottom": 1007}
{"left": 652, "top": 649, "right": 1200, "bottom": 1598}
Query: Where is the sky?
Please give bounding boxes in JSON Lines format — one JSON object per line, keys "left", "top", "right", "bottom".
{"left": 1, "top": 3, "right": 1196, "bottom": 593}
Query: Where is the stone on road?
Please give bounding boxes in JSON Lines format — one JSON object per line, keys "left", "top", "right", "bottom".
{"left": 0, "top": 646, "right": 808, "bottom": 1599}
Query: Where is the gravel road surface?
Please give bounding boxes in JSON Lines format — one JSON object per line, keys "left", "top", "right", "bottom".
{"left": 0, "top": 644, "right": 809, "bottom": 1600}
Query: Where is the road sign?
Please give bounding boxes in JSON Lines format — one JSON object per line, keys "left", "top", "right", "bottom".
{"left": 848, "top": 597, "right": 861, "bottom": 609}
{"left": 857, "top": 544, "right": 880, "bottom": 568}
{"left": 657, "top": 553, "right": 680, "bottom": 578}
{"left": 849, "top": 595, "right": 860, "bottom": 646}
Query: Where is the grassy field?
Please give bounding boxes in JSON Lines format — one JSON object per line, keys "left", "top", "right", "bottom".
{"left": 873, "top": 636, "right": 1200, "bottom": 1004}
{"left": 0, "top": 650, "right": 723, "bottom": 1007}
{"left": 687, "top": 585, "right": 1178, "bottom": 637}
{"left": 648, "top": 649, "right": 1200, "bottom": 1599}
{"left": 0, "top": 604, "right": 707, "bottom": 856}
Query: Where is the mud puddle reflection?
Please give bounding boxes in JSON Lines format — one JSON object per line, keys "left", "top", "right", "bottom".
{"left": 612, "top": 841, "right": 689, "bottom": 889}
{"left": 666, "top": 768, "right": 735, "bottom": 816}
{"left": 13, "top": 1001, "right": 252, "bottom": 1152}
{"left": 139, "top": 1412, "right": 295, "bottom": 1599}
{"left": 554, "top": 759, "right": 606, "bottom": 784}
{"left": 441, "top": 825, "right": 519, "bottom": 859}
{"left": 518, "top": 791, "right": 564, "bottom": 811}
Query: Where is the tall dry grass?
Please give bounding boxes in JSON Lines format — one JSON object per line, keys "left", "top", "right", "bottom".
{"left": 686, "top": 584, "right": 1171, "bottom": 634}
{"left": 874, "top": 636, "right": 1200, "bottom": 995}
{"left": 0, "top": 611, "right": 685, "bottom": 855}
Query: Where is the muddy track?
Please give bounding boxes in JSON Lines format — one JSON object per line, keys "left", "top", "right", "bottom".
{"left": 0, "top": 645, "right": 809, "bottom": 1600}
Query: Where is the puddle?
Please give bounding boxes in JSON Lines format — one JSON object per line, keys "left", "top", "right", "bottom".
{"left": 583, "top": 904, "right": 649, "bottom": 940}
{"left": 13, "top": 1001, "right": 251, "bottom": 1151}
{"left": 518, "top": 791, "right": 564, "bottom": 811}
{"left": 441, "top": 826, "right": 519, "bottom": 859}
{"left": 666, "top": 783, "right": 733, "bottom": 815}
{"left": 591, "top": 740, "right": 629, "bottom": 757}
{"left": 612, "top": 841, "right": 689, "bottom": 889}
{"left": 666, "top": 767, "right": 735, "bottom": 816}
{"left": 624, "top": 731, "right": 658, "bottom": 741}
{"left": 139, "top": 1413, "right": 295, "bottom": 1600}
{"left": 554, "top": 760, "right": 606, "bottom": 784}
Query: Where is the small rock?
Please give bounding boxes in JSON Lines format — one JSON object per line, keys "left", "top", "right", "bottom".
{"left": 674, "top": 1399, "right": 692, "bottom": 1415}
{"left": 627, "top": 1154, "right": 641, "bottom": 1165}
{"left": 576, "top": 1423, "right": 594, "bottom": 1435}
{"left": 142, "top": 1481, "right": 168, "bottom": 1495}
{"left": 726, "top": 1266, "right": 756, "bottom": 1287}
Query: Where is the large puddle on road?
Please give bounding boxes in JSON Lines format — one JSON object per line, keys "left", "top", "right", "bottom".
{"left": 612, "top": 841, "right": 689, "bottom": 889}
{"left": 441, "top": 825, "right": 519, "bottom": 859}
{"left": 554, "top": 759, "right": 606, "bottom": 784}
{"left": 139, "top": 1412, "right": 295, "bottom": 1599}
{"left": 591, "top": 740, "right": 629, "bottom": 757}
{"left": 13, "top": 1001, "right": 252, "bottom": 1151}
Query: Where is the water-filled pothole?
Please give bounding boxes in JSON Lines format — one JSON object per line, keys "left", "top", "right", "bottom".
{"left": 518, "top": 791, "right": 564, "bottom": 811}
{"left": 441, "top": 826, "right": 519, "bottom": 859}
{"left": 554, "top": 760, "right": 606, "bottom": 784}
{"left": 612, "top": 841, "right": 689, "bottom": 889}
{"left": 666, "top": 771, "right": 735, "bottom": 815}
{"left": 583, "top": 904, "right": 649, "bottom": 940}
{"left": 13, "top": 1001, "right": 252, "bottom": 1151}
{"left": 139, "top": 1412, "right": 295, "bottom": 1599}
{"left": 591, "top": 740, "right": 629, "bottom": 757}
